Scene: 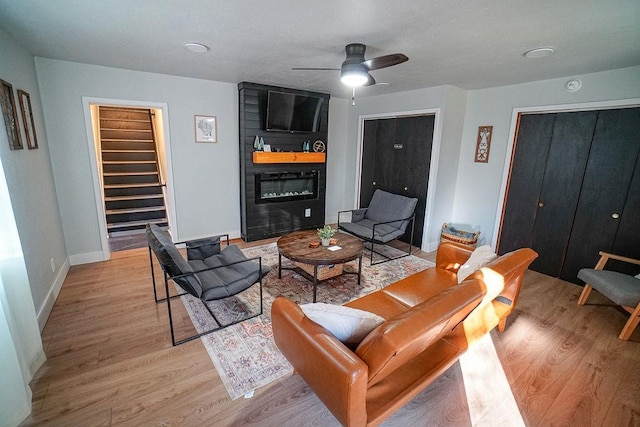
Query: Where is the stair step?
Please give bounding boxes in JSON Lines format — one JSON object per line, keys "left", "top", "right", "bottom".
{"left": 100, "top": 138, "right": 154, "bottom": 142}
{"left": 100, "top": 118, "right": 149, "bottom": 123}
{"left": 100, "top": 128, "right": 152, "bottom": 133}
{"left": 106, "top": 206, "right": 166, "bottom": 215}
{"left": 104, "top": 183, "right": 162, "bottom": 189}
{"left": 102, "top": 160, "right": 156, "bottom": 164}
{"left": 105, "top": 194, "right": 164, "bottom": 202}
{"left": 103, "top": 172, "right": 158, "bottom": 177}
{"left": 102, "top": 149, "right": 155, "bottom": 153}
{"left": 107, "top": 218, "right": 168, "bottom": 230}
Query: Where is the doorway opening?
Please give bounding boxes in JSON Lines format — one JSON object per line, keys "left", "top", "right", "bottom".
{"left": 84, "top": 98, "right": 176, "bottom": 256}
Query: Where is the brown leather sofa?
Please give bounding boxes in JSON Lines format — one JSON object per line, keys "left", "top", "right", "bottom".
{"left": 272, "top": 242, "right": 538, "bottom": 426}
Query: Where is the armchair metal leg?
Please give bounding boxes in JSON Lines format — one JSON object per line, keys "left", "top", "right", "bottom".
{"left": 164, "top": 271, "right": 265, "bottom": 346}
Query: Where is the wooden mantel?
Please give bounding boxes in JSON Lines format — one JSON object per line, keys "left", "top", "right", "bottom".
{"left": 252, "top": 151, "right": 326, "bottom": 164}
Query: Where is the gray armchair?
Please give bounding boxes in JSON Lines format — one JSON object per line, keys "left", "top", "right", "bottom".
{"left": 146, "top": 223, "right": 269, "bottom": 345}
{"left": 337, "top": 189, "right": 418, "bottom": 265}
{"left": 577, "top": 251, "right": 640, "bottom": 340}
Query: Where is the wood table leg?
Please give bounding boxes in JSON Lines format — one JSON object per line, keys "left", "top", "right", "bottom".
{"left": 278, "top": 254, "right": 282, "bottom": 279}
{"left": 358, "top": 255, "right": 362, "bottom": 285}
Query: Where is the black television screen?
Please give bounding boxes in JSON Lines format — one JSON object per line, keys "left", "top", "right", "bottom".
{"left": 266, "top": 91, "right": 323, "bottom": 133}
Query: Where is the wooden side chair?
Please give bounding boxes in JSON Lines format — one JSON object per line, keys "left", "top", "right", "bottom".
{"left": 577, "top": 251, "right": 640, "bottom": 340}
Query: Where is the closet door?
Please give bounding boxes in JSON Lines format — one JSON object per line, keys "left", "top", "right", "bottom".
{"left": 560, "top": 108, "right": 640, "bottom": 281}
{"left": 498, "top": 113, "right": 556, "bottom": 255}
{"left": 360, "top": 115, "right": 434, "bottom": 246}
{"left": 610, "top": 151, "right": 640, "bottom": 276}
{"left": 529, "top": 111, "right": 597, "bottom": 276}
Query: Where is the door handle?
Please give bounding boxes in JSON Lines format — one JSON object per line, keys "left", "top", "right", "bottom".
{"left": 372, "top": 181, "right": 376, "bottom": 186}
{"left": 404, "top": 187, "right": 408, "bottom": 191}
{"left": 538, "top": 202, "right": 545, "bottom": 208}
{"left": 611, "top": 213, "right": 620, "bottom": 219}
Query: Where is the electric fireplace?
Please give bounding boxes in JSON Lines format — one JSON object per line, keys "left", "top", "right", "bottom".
{"left": 255, "top": 170, "right": 318, "bottom": 204}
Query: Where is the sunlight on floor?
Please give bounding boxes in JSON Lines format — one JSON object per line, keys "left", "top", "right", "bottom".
{"left": 459, "top": 333, "right": 525, "bottom": 426}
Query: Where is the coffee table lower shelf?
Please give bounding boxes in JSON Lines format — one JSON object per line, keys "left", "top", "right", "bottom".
{"left": 278, "top": 258, "right": 362, "bottom": 302}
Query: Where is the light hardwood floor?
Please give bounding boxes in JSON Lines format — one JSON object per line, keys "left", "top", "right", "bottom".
{"left": 20, "top": 239, "right": 640, "bottom": 426}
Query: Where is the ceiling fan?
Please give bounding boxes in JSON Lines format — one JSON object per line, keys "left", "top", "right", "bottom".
{"left": 292, "top": 43, "right": 409, "bottom": 87}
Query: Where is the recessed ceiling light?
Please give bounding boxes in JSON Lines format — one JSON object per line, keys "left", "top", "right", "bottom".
{"left": 184, "top": 42, "right": 209, "bottom": 53}
{"left": 524, "top": 47, "right": 555, "bottom": 58}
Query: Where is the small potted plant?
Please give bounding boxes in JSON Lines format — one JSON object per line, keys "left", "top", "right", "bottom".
{"left": 317, "top": 225, "right": 336, "bottom": 247}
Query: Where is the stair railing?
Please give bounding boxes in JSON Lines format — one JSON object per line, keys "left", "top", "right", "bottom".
{"left": 148, "top": 110, "right": 166, "bottom": 188}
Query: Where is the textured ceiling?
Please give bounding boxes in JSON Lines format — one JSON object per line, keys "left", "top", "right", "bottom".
{"left": 1, "top": 0, "right": 639, "bottom": 99}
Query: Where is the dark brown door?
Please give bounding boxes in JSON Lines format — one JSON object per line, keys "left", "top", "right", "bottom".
{"left": 560, "top": 108, "right": 640, "bottom": 281}
{"left": 360, "top": 115, "right": 434, "bottom": 247}
{"left": 499, "top": 107, "right": 640, "bottom": 283}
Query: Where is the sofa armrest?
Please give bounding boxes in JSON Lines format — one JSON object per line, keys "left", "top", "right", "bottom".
{"left": 272, "top": 297, "right": 368, "bottom": 427}
{"left": 436, "top": 242, "right": 473, "bottom": 273}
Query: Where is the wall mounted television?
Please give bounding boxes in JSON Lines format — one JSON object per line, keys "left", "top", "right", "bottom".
{"left": 266, "top": 91, "right": 324, "bottom": 133}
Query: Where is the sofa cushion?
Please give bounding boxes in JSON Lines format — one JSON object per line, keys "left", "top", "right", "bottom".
{"left": 457, "top": 245, "right": 497, "bottom": 283}
{"left": 301, "top": 303, "right": 385, "bottom": 345}
{"left": 355, "top": 279, "right": 485, "bottom": 387}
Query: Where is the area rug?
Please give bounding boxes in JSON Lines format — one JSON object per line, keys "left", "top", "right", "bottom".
{"left": 179, "top": 242, "right": 434, "bottom": 399}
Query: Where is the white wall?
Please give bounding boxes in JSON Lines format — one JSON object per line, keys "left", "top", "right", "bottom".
{"left": 35, "top": 58, "right": 240, "bottom": 259}
{"left": 453, "top": 65, "right": 640, "bottom": 247}
{"left": 0, "top": 29, "right": 66, "bottom": 326}
{"left": 339, "top": 85, "right": 468, "bottom": 250}
{"left": 325, "top": 97, "right": 349, "bottom": 223}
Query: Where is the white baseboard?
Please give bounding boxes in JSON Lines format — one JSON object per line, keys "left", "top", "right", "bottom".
{"left": 3, "top": 399, "right": 32, "bottom": 427}
{"left": 36, "top": 257, "right": 70, "bottom": 331}
{"left": 69, "top": 250, "right": 108, "bottom": 266}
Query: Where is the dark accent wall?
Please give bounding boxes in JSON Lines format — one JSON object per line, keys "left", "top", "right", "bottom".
{"left": 239, "top": 82, "right": 330, "bottom": 241}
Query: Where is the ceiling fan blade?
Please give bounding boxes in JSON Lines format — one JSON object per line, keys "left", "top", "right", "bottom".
{"left": 291, "top": 67, "right": 340, "bottom": 71}
{"left": 364, "top": 53, "right": 408, "bottom": 71}
{"left": 364, "top": 73, "right": 376, "bottom": 86}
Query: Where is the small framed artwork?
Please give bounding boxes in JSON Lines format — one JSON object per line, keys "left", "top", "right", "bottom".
{"left": 18, "top": 90, "right": 38, "bottom": 149}
{"left": 0, "top": 79, "right": 23, "bottom": 150}
{"left": 194, "top": 115, "right": 217, "bottom": 143}
{"left": 474, "top": 125, "right": 493, "bottom": 163}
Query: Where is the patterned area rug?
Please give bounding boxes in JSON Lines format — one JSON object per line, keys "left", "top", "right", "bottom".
{"left": 179, "top": 242, "right": 434, "bottom": 400}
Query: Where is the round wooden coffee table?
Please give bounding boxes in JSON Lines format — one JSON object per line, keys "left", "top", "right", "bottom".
{"left": 277, "top": 230, "right": 364, "bottom": 302}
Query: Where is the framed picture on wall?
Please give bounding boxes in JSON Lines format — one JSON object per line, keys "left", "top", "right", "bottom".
{"left": 474, "top": 125, "right": 493, "bottom": 163}
{"left": 18, "top": 90, "right": 38, "bottom": 149}
{"left": 0, "top": 79, "right": 23, "bottom": 150}
{"left": 194, "top": 115, "right": 217, "bottom": 143}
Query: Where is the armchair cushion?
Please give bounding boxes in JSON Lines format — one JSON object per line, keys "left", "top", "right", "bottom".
{"left": 339, "top": 219, "right": 406, "bottom": 243}
{"left": 577, "top": 269, "right": 640, "bottom": 307}
{"left": 186, "top": 236, "right": 222, "bottom": 260}
{"left": 365, "top": 190, "right": 418, "bottom": 227}
{"left": 190, "top": 245, "right": 270, "bottom": 301}
{"left": 146, "top": 224, "right": 203, "bottom": 297}
{"left": 351, "top": 208, "right": 367, "bottom": 223}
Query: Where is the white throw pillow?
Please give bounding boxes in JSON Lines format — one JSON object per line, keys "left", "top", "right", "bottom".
{"left": 300, "top": 303, "right": 384, "bottom": 345}
{"left": 457, "top": 245, "right": 498, "bottom": 284}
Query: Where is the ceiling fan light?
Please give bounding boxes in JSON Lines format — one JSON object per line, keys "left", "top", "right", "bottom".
{"left": 341, "top": 71, "right": 368, "bottom": 86}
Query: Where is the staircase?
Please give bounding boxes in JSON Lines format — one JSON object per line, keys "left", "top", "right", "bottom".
{"left": 99, "top": 106, "right": 168, "bottom": 235}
